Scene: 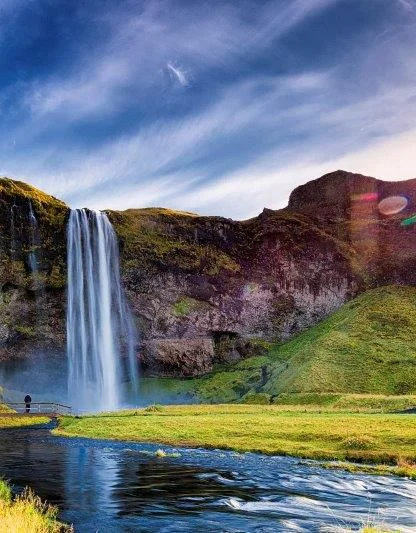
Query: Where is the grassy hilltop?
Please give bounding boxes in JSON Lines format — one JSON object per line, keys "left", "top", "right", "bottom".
{"left": 139, "top": 285, "right": 416, "bottom": 403}
{"left": 263, "top": 284, "right": 416, "bottom": 395}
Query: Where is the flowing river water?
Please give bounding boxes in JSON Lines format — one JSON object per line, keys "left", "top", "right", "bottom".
{"left": 0, "top": 424, "right": 416, "bottom": 532}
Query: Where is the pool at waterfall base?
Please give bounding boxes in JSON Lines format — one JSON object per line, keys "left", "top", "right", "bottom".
{"left": 0, "top": 424, "right": 415, "bottom": 532}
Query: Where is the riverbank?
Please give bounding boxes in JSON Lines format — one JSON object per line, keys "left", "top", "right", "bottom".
{"left": 56, "top": 404, "right": 416, "bottom": 479}
{"left": 0, "top": 412, "right": 49, "bottom": 429}
{"left": 0, "top": 480, "right": 70, "bottom": 532}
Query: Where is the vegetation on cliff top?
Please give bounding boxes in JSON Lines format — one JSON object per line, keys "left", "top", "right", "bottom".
{"left": 0, "top": 178, "right": 66, "bottom": 211}
{"left": 108, "top": 207, "right": 241, "bottom": 275}
{"left": 0, "top": 177, "right": 68, "bottom": 291}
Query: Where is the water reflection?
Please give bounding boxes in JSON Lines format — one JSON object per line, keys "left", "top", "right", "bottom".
{"left": 0, "top": 426, "right": 415, "bottom": 532}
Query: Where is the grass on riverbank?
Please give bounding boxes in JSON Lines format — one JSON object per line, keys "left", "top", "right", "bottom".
{"left": 56, "top": 404, "right": 416, "bottom": 476}
{"left": 0, "top": 401, "right": 49, "bottom": 428}
{"left": 0, "top": 480, "right": 70, "bottom": 532}
{"left": 0, "top": 414, "right": 49, "bottom": 429}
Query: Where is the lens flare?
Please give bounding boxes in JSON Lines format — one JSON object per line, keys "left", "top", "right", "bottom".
{"left": 401, "top": 214, "right": 416, "bottom": 226}
{"left": 351, "top": 192, "right": 378, "bottom": 202}
{"left": 378, "top": 195, "right": 408, "bottom": 216}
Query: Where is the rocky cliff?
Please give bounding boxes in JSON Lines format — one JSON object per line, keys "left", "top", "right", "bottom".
{"left": 0, "top": 170, "right": 415, "bottom": 377}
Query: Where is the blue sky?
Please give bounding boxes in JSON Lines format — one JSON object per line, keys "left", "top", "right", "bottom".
{"left": 1, "top": 0, "right": 416, "bottom": 218}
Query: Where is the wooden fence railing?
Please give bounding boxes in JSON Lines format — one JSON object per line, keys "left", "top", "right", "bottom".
{"left": 5, "top": 402, "right": 72, "bottom": 415}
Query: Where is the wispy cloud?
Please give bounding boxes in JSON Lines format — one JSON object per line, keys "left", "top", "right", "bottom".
{"left": 1, "top": 0, "right": 416, "bottom": 218}
{"left": 397, "top": 0, "right": 415, "bottom": 11}
{"left": 3, "top": 70, "right": 332, "bottom": 201}
{"left": 19, "top": 0, "right": 339, "bottom": 120}
{"left": 166, "top": 62, "right": 189, "bottom": 87}
{"left": 168, "top": 129, "right": 416, "bottom": 219}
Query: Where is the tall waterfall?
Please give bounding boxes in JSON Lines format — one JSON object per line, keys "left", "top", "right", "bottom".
{"left": 67, "top": 209, "right": 138, "bottom": 412}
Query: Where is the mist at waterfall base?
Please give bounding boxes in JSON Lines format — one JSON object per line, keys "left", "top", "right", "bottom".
{"left": 67, "top": 209, "right": 139, "bottom": 412}
{"left": 0, "top": 353, "right": 68, "bottom": 403}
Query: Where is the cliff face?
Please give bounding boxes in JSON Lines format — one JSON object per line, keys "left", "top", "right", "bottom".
{"left": 0, "top": 179, "right": 68, "bottom": 362}
{"left": 0, "top": 170, "right": 415, "bottom": 377}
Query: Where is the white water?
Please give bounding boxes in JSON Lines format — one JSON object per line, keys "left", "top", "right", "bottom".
{"left": 67, "top": 209, "right": 138, "bottom": 412}
{"left": 28, "top": 200, "right": 40, "bottom": 275}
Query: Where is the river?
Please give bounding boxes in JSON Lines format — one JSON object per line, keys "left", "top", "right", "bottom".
{"left": 0, "top": 424, "right": 415, "bottom": 532}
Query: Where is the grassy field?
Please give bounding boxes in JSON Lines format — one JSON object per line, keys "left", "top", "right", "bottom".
{"left": 0, "top": 416, "right": 50, "bottom": 429}
{"left": 0, "top": 406, "right": 49, "bottom": 429}
{"left": 0, "top": 480, "right": 70, "bottom": 532}
{"left": 56, "top": 404, "right": 416, "bottom": 478}
{"left": 0, "top": 402, "right": 49, "bottom": 429}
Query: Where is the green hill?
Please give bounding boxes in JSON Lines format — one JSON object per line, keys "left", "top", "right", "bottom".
{"left": 263, "top": 285, "right": 416, "bottom": 396}
{"left": 141, "top": 285, "right": 416, "bottom": 403}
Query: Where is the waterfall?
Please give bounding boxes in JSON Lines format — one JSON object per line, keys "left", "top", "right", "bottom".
{"left": 67, "top": 209, "right": 138, "bottom": 412}
{"left": 28, "top": 201, "right": 41, "bottom": 281}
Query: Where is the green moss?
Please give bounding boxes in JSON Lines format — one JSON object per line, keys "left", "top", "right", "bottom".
{"left": 172, "top": 297, "right": 207, "bottom": 317}
{"left": 0, "top": 260, "right": 27, "bottom": 287}
{"left": 234, "top": 355, "right": 271, "bottom": 370}
{"left": 122, "top": 207, "right": 198, "bottom": 217}
{"left": 46, "top": 263, "right": 66, "bottom": 289}
{"left": 191, "top": 361, "right": 271, "bottom": 403}
{"left": 0, "top": 177, "right": 66, "bottom": 210}
{"left": 138, "top": 377, "right": 199, "bottom": 404}
{"left": 274, "top": 393, "right": 342, "bottom": 406}
{"left": 0, "top": 177, "right": 68, "bottom": 292}
{"left": 108, "top": 209, "right": 240, "bottom": 276}
{"left": 14, "top": 325, "right": 36, "bottom": 337}
{"left": 241, "top": 392, "right": 271, "bottom": 404}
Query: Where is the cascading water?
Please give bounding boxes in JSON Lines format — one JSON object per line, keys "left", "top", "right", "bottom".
{"left": 28, "top": 200, "right": 40, "bottom": 276}
{"left": 67, "top": 209, "right": 138, "bottom": 412}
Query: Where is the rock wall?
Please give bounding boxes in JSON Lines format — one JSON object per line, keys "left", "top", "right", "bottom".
{"left": 0, "top": 179, "right": 68, "bottom": 362}
{"left": 1, "top": 170, "right": 415, "bottom": 377}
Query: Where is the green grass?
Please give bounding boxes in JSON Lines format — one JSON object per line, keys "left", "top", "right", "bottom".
{"left": 145, "top": 286, "right": 416, "bottom": 403}
{"left": 56, "top": 404, "right": 416, "bottom": 470}
{"left": 0, "top": 177, "right": 66, "bottom": 210}
{"left": 262, "top": 285, "right": 416, "bottom": 395}
{"left": 0, "top": 480, "right": 70, "bottom": 532}
{"left": 108, "top": 207, "right": 240, "bottom": 275}
{"left": 0, "top": 410, "right": 49, "bottom": 429}
{"left": 272, "top": 393, "right": 416, "bottom": 412}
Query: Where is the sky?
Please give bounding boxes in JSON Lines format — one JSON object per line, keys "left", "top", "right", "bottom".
{"left": 1, "top": 0, "right": 416, "bottom": 218}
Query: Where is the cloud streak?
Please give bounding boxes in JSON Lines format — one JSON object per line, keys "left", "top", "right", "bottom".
{"left": 0, "top": 0, "right": 415, "bottom": 218}
{"left": 167, "top": 62, "right": 189, "bottom": 86}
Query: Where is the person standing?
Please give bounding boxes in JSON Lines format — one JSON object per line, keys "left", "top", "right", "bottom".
{"left": 24, "top": 394, "right": 32, "bottom": 413}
